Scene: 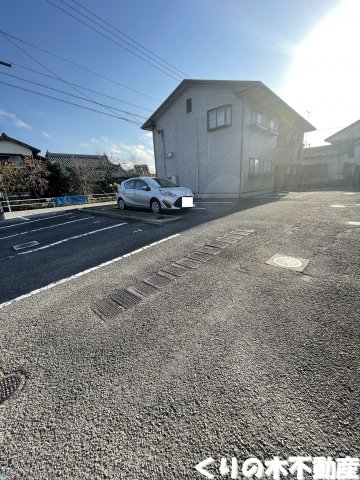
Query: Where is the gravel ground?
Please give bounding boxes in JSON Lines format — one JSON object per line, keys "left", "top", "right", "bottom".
{"left": 0, "top": 189, "right": 359, "bottom": 479}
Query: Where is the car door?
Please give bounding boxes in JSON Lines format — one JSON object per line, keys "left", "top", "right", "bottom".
{"left": 123, "top": 179, "right": 137, "bottom": 206}
{"left": 133, "top": 180, "right": 151, "bottom": 207}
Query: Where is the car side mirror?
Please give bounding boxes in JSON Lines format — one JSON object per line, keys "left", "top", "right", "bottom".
{"left": 142, "top": 186, "right": 151, "bottom": 191}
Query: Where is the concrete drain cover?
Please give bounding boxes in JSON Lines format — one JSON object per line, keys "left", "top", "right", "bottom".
{"left": 176, "top": 257, "right": 201, "bottom": 269}
{"left": 91, "top": 298, "right": 124, "bottom": 319}
{"left": 112, "top": 289, "right": 141, "bottom": 309}
{"left": 160, "top": 264, "right": 188, "bottom": 277}
{"left": 196, "top": 246, "right": 221, "bottom": 256}
{"left": 266, "top": 254, "right": 309, "bottom": 272}
{"left": 187, "top": 251, "right": 212, "bottom": 262}
{"left": 144, "top": 273, "right": 173, "bottom": 287}
{"left": 206, "top": 240, "right": 229, "bottom": 249}
{"left": 218, "top": 235, "right": 239, "bottom": 244}
{"left": 131, "top": 282, "right": 159, "bottom": 297}
{"left": 0, "top": 373, "right": 23, "bottom": 404}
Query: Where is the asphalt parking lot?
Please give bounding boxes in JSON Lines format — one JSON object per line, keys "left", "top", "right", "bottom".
{"left": 0, "top": 189, "right": 359, "bottom": 480}
{"left": 0, "top": 200, "right": 237, "bottom": 305}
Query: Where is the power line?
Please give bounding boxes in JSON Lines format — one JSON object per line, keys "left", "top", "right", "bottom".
{"left": 0, "top": 30, "right": 161, "bottom": 102}
{"left": 0, "top": 80, "right": 141, "bottom": 124}
{"left": 1, "top": 32, "right": 136, "bottom": 123}
{"left": 60, "top": 0, "right": 190, "bottom": 78}
{"left": 0, "top": 98, "right": 57, "bottom": 150}
{"left": 0, "top": 71, "right": 148, "bottom": 120}
{"left": 12, "top": 63, "right": 153, "bottom": 112}
{"left": 45, "top": 0, "right": 183, "bottom": 82}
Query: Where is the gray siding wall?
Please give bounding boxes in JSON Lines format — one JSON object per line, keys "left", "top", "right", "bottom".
{"left": 153, "top": 85, "right": 243, "bottom": 196}
{"left": 151, "top": 86, "right": 302, "bottom": 196}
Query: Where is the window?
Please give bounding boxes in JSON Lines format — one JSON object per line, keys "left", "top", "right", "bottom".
{"left": 186, "top": 98, "right": 192, "bottom": 113}
{"left": 207, "top": 105, "right": 232, "bottom": 131}
{"left": 151, "top": 178, "right": 178, "bottom": 187}
{"left": 125, "top": 180, "right": 136, "bottom": 189}
{"left": 263, "top": 160, "right": 272, "bottom": 174}
{"left": 249, "top": 158, "right": 261, "bottom": 175}
{"left": 256, "top": 113, "right": 264, "bottom": 125}
{"left": 249, "top": 158, "right": 272, "bottom": 176}
{"left": 135, "top": 180, "right": 148, "bottom": 190}
{"left": 269, "top": 119, "right": 278, "bottom": 132}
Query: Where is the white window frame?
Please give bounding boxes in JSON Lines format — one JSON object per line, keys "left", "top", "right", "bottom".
{"left": 207, "top": 105, "right": 232, "bottom": 131}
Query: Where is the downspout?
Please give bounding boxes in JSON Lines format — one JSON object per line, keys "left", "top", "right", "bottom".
{"left": 239, "top": 96, "right": 246, "bottom": 198}
{"left": 196, "top": 116, "right": 199, "bottom": 195}
{"left": 161, "top": 131, "right": 166, "bottom": 177}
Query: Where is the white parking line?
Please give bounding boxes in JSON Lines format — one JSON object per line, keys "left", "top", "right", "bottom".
{"left": 17, "top": 216, "right": 30, "bottom": 221}
{"left": 196, "top": 201, "right": 233, "bottom": 204}
{"left": 0, "top": 217, "right": 89, "bottom": 240}
{"left": 0, "top": 233, "right": 181, "bottom": 310}
{"left": 294, "top": 192, "right": 313, "bottom": 199}
{"left": 0, "top": 212, "right": 74, "bottom": 230}
{"left": 17, "top": 222, "right": 128, "bottom": 256}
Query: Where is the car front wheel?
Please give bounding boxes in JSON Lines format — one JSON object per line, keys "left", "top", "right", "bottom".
{"left": 150, "top": 199, "right": 161, "bottom": 214}
{"left": 118, "top": 198, "right": 126, "bottom": 210}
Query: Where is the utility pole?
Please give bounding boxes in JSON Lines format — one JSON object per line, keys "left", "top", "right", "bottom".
{"left": 0, "top": 60, "right": 12, "bottom": 217}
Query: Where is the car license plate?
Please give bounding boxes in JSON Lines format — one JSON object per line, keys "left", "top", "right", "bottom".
{"left": 182, "top": 197, "right": 193, "bottom": 207}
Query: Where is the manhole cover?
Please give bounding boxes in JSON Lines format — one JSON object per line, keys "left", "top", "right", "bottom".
{"left": 160, "top": 264, "right": 188, "bottom": 277}
{"left": 0, "top": 373, "right": 23, "bottom": 405}
{"left": 274, "top": 256, "right": 302, "bottom": 268}
{"left": 91, "top": 298, "right": 124, "bottom": 320}
{"left": 132, "top": 282, "right": 159, "bottom": 297}
{"left": 112, "top": 289, "right": 141, "bottom": 309}
{"left": 266, "top": 254, "right": 309, "bottom": 272}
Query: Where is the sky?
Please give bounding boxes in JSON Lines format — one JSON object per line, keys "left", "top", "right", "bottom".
{"left": 0, "top": 0, "right": 359, "bottom": 170}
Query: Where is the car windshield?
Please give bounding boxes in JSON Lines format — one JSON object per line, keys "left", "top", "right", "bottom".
{"left": 151, "top": 178, "right": 179, "bottom": 188}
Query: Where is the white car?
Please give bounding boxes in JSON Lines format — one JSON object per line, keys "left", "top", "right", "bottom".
{"left": 117, "top": 177, "right": 194, "bottom": 214}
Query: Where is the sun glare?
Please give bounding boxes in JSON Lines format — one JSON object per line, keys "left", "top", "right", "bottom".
{"left": 281, "top": 0, "right": 360, "bottom": 146}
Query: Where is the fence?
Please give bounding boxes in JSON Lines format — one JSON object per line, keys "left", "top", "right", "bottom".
{"left": 0, "top": 193, "right": 116, "bottom": 212}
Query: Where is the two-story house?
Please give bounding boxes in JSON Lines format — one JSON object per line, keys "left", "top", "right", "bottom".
{"left": 141, "top": 80, "right": 315, "bottom": 197}
{"left": 302, "top": 119, "right": 360, "bottom": 186}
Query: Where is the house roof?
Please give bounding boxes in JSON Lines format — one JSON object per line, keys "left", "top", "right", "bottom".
{"left": 45, "top": 152, "right": 111, "bottom": 168}
{"left": 45, "top": 152, "right": 127, "bottom": 178}
{"left": 0, "top": 132, "right": 40, "bottom": 155}
{"left": 141, "top": 79, "right": 315, "bottom": 132}
{"left": 325, "top": 119, "right": 360, "bottom": 143}
{"left": 303, "top": 142, "right": 353, "bottom": 158}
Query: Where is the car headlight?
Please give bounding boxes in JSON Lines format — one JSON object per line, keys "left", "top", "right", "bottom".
{"left": 159, "top": 190, "right": 176, "bottom": 196}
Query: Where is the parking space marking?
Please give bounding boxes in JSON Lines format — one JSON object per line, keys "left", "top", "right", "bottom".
{"left": 17, "top": 222, "right": 128, "bottom": 256}
{"left": 0, "top": 217, "right": 89, "bottom": 240}
{"left": 0, "top": 233, "right": 180, "bottom": 310}
{"left": 294, "top": 192, "right": 314, "bottom": 199}
{"left": 196, "top": 201, "right": 233, "bottom": 204}
{"left": 0, "top": 212, "right": 74, "bottom": 230}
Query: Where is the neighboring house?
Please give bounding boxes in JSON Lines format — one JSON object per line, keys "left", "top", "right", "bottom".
{"left": 302, "top": 119, "right": 360, "bottom": 186}
{"left": 45, "top": 152, "right": 127, "bottom": 192}
{"left": 141, "top": 79, "right": 315, "bottom": 197}
{"left": 0, "top": 132, "right": 40, "bottom": 165}
{"left": 133, "top": 164, "right": 151, "bottom": 176}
